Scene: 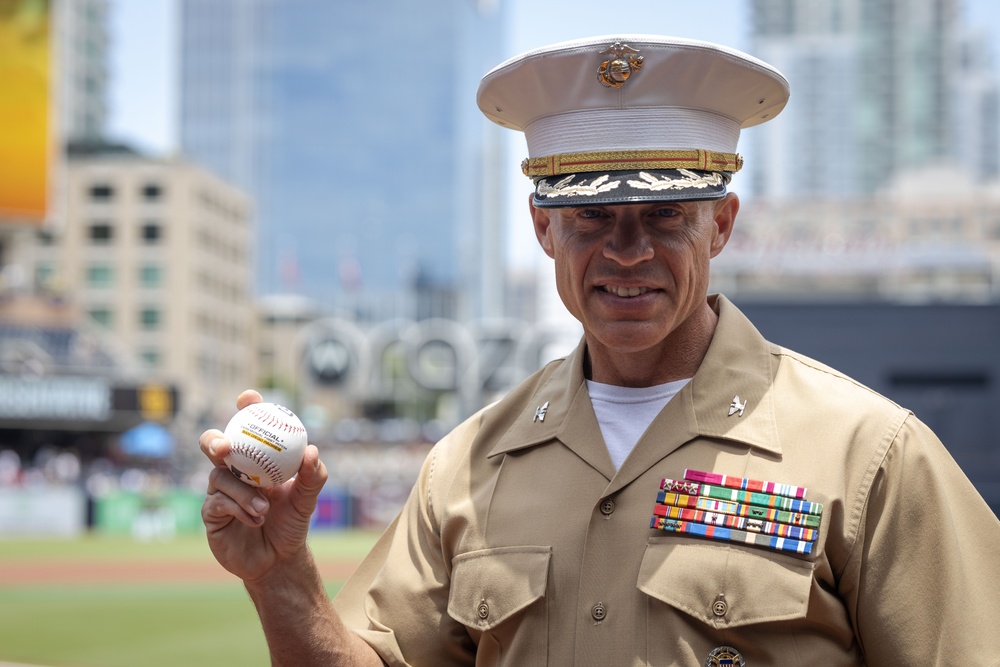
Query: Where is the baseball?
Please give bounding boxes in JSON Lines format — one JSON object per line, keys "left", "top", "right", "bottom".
{"left": 223, "top": 402, "right": 308, "bottom": 488}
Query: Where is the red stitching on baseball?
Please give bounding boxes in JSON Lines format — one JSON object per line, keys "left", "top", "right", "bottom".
{"left": 230, "top": 442, "right": 284, "bottom": 486}
{"left": 247, "top": 405, "right": 306, "bottom": 434}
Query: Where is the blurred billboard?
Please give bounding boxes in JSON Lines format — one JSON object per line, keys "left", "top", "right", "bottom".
{"left": 0, "top": 0, "right": 52, "bottom": 224}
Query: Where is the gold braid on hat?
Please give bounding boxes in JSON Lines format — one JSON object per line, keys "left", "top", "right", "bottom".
{"left": 522, "top": 149, "right": 743, "bottom": 178}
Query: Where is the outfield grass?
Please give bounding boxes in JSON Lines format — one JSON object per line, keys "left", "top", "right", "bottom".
{"left": 0, "top": 530, "right": 381, "bottom": 667}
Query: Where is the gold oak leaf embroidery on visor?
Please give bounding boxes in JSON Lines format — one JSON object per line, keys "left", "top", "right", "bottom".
{"left": 537, "top": 174, "right": 621, "bottom": 198}
{"left": 627, "top": 169, "right": 725, "bottom": 191}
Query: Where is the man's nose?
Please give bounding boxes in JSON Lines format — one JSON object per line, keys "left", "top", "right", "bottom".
{"left": 603, "top": 219, "right": 654, "bottom": 266}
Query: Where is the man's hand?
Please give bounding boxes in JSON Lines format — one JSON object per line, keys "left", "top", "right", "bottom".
{"left": 200, "top": 389, "right": 329, "bottom": 581}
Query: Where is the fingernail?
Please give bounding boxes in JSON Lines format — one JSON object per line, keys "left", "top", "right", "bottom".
{"left": 251, "top": 496, "right": 268, "bottom": 514}
{"left": 209, "top": 438, "right": 222, "bottom": 456}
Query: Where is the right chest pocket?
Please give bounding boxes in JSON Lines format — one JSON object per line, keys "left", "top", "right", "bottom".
{"left": 636, "top": 539, "right": 857, "bottom": 664}
{"left": 638, "top": 538, "right": 813, "bottom": 628}
{"left": 448, "top": 545, "right": 551, "bottom": 666}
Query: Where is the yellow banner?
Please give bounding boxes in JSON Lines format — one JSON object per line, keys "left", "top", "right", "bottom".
{"left": 0, "top": 0, "right": 51, "bottom": 223}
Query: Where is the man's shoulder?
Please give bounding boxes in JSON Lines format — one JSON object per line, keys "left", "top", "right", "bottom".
{"left": 767, "top": 340, "right": 907, "bottom": 417}
{"left": 715, "top": 296, "right": 909, "bottom": 420}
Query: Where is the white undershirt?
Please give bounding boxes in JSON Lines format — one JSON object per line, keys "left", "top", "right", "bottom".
{"left": 586, "top": 378, "right": 691, "bottom": 470}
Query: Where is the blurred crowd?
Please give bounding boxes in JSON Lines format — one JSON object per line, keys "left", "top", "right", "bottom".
{"left": 0, "top": 431, "right": 435, "bottom": 534}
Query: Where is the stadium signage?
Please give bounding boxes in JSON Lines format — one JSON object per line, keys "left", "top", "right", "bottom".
{"left": 0, "top": 377, "right": 110, "bottom": 420}
{"left": 301, "top": 317, "right": 582, "bottom": 399}
{"left": 0, "top": 378, "right": 179, "bottom": 425}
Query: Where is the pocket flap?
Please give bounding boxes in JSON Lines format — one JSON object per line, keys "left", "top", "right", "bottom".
{"left": 448, "top": 546, "right": 551, "bottom": 630}
{"left": 638, "top": 539, "right": 814, "bottom": 628}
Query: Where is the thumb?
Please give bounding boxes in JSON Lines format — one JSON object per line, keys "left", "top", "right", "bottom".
{"left": 289, "top": 445, "right": 327, "bottom": 513}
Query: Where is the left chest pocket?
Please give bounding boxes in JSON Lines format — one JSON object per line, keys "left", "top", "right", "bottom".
{"left": 637, "top": 538, "right": 813, "bottom": 628}
{"left": 448, "top": 545, "right": 551, "bottom": 666}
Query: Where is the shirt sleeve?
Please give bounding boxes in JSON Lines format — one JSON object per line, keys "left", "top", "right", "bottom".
{"left": 332, "top": 416, "right": 481, "bottom": 667}
{"left": 846, "top": 413, "right": 1000, "bottom": 664}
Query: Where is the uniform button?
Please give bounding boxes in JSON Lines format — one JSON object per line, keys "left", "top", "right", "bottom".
{"left": 600, "top": 499, "right": 615, "bottom": 516}
{"left": 591, "top": 602, "right": 607, "bottom": 621}
{"left": 712, "top": 594, "right": 728, "bottom": 617}
{"left": 478, "top": 600, "right": 490, "bottom": 620}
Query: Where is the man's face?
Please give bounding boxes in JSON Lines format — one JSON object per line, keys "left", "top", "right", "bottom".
{"left": 531, "top": 194, "right": 738, "bottom": 374}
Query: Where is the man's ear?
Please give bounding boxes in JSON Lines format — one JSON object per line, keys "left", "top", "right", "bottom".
{"left": 530, "top": 196, "right": 556, "bottom": 259}
{"left": 710, "top": 193, "right": 739, "bottom": 258}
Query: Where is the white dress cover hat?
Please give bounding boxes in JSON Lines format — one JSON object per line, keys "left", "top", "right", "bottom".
{"left": 477, "top": 35, "right": 790, "bottom": 206}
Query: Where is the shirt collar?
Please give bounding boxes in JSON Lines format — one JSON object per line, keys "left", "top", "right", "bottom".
{"left": 487, "top": 295, "right": 781, "bottom": 461}
{"left": 690, "top": 294, "right": 781, "bottom": 455}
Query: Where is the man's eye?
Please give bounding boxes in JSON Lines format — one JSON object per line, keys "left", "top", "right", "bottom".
{"left": 578, "top": 209, "right": 605, "bottom": 219}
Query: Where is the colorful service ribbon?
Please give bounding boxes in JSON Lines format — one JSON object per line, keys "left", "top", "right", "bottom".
{"left": 683, "top": 468, "right": 808, "bottom": 500}
{"left": 650, "top": 469, "right": 824, "bottom": 555}
{"left": 650, "top": 516, "right": 817, "bottom": 555}
{"left": 651, "top": 503, "right": 818, "bottom": 541}
{"left": 660, "top": 478, "right": 824, "bottom": 516}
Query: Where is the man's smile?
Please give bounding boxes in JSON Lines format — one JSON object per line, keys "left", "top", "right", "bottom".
{"left": 601, "top": 285, "right": 652, "bottom": 298}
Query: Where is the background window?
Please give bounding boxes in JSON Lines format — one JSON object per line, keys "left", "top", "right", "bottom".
{"left": 89, "top": 184, "right": 114, "bottom": 200}
{"left": 141, "top": 223, "right": 162, "bottom": 244}
{"left": 140, "top": 349, "right": 162, "bottom": 367}
{"left": 86, "top": 265, "right": 115, "bottom": 287}
{"left": 139, "top": 264, "right": 163, "bottom": 287}
{"left": 35, "top": 263, "right": 56, "bottom": 289}
{"left": 88, "top": 223, "right": 114, "bottom": 244}
{"left": 88, "top": 308, "right": 113, "bottom": 327}
{"left": 142, "top": 184, "right": 163, "bottom": 201}
{"left": 140, "top": 308, "right": 162, "bottom": 329}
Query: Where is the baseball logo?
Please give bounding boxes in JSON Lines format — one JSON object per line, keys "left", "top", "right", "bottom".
{"left": 223, "top": 403, "right": 308, "bottom": 488}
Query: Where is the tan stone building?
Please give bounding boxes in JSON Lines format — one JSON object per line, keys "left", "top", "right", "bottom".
{"left": 6, "top": 145, "right": 257, "bottom": 456}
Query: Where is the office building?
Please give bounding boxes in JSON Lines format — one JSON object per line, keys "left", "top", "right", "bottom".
{"left": 57, "top": 0, "right": 110, "bottom": 142}
{"left": 748, "top": 0, "right": 999, "bottom": 198}
{"left": 178, "top": 0, "right": 507, "bottom": 320}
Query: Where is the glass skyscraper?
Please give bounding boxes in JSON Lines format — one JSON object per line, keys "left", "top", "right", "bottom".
{"left": 179, "top": 0, "right": 506, "bottom": 319}
{"left": 748, "top": 0, "right": 999, "bottom": 199}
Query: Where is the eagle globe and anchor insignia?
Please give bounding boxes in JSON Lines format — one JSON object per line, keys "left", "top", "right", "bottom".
{"left": 706, "top": 645, "right": 746, "bottom": 667}
{"left": 598, "top": 42, "right": 644, "bottom": 88}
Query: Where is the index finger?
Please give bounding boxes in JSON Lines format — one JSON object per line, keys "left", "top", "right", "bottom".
{"left": 236, "top": 389, "right": 264, "bottom": 410}
{"left": 201, "top": 390, "right": 264, "bottom": 467}
{"left": 199, "top": 428, "right": 230, "bottom": 467}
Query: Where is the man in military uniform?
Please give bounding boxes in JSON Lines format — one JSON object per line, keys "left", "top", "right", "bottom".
{"left": 200, "top": 35, "right": 1000, "bottom": 666}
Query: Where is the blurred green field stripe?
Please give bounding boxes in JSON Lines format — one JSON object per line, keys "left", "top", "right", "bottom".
{"left": 0, "top": 531, "right": 378, "bottom": 667}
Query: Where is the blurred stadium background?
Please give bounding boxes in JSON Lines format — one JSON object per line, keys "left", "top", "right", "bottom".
{"left": 1, "top": 0, "right": 999, "bottom": 664}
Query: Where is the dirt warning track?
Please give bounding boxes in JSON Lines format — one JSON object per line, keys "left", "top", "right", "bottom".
{"left": 0, "top": 558, "right": 362, "bottom": 585}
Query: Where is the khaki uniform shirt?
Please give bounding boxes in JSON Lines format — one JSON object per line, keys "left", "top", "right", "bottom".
{"left": 334, "top": 296, "right": 1000, "bottom": 666}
